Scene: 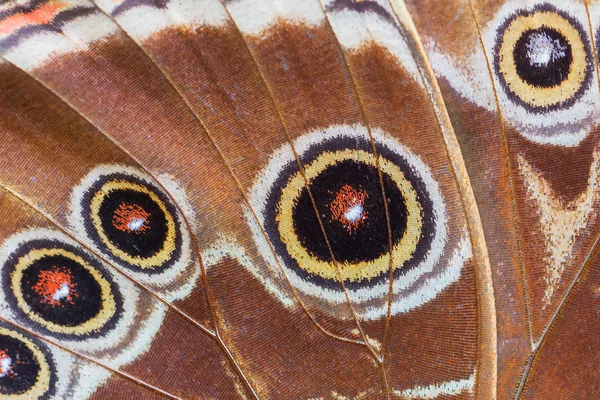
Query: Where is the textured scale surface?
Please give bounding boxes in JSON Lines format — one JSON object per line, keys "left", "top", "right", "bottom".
{"left": 0, "top": 0, "right": 597, "bottom": 398}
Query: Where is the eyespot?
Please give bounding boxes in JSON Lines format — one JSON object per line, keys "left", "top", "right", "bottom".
{"left": 493, "top": 4, "right": 593, "bottom": 113}
{"left": 83, "top": 175, "right": 180, "bottom": 272}
{"left": 273, "top": 147, "right": 430, "bottom": 288}
{"left": 69, "top": 166, "right": 198, "bottom": 301}
{"left": 2, "top": 239, "right": 122, "bottom": 339}
{"left": 0, "top": 325, "right": 55, "bottom": 399}
{"left": 0, "top": 229, "right": 167, "bottom": 370}
{"left": 245, "top": 125, "right": 468, "bottom": 319}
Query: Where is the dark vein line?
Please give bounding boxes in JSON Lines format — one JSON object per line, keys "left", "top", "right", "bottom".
{"left": 465, "top": 0, "right": 534, "bottom": 348}
{"left": 215, "top": 0, "right": 386, "bottom": 372}
{"left": 387, "top": 1, "right": 497, "bottom": 398}
{"left": 0, "top": 315, "right": 181, "bottom": 399}
{"left": 514, "top": 2, "right": 600, "bottom": 398}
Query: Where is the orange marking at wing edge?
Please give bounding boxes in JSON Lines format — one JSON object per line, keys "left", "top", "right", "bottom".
{"left": 0, "top": 1, "right": 69, "bottom": 36}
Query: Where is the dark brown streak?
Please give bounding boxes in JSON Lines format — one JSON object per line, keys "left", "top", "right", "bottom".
{"left": 465, "top": 0, "right": 534, "bottom": 350}
{"left": 514, "top": 2, "right": 600, "bottom": 398}
{"left": 0, "top": 315, "right": 181, "bottom": 399}
{"left": 315, "top": 1, "right": 396, "bottom": 397}
{"left": 0, "top": 186, "right": 183, "bottom": 400}
{"left": 215, "top": 0, "right": 388, "bottom": 383}
{"left": 2, "top": 16, "right": 260, "bottom": 397}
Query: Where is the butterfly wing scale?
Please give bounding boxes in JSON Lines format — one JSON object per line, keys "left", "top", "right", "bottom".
{"left": 408, "top": 0, "right": 600, "bottom": 398}
{"left": 1, "top": 0, "right": 599, "bottom": 398}
{"left": 0, "top": 56, "right": 251, "bottom": 398}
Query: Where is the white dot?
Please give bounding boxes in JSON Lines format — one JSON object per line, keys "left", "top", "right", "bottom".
{"left": 127, "top": 218, "right": 146, "bottom": 232}
{"left": 526, "top": 31, "right": 567, "bottom": 67}
{"left": 52, "top": 283, "right": 71, "bottom": 302}
{"left": 344, "top": 203, "right": 364, "bottom": 223}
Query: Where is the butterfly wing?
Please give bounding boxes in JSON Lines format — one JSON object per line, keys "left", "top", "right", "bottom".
{"left": 409, "top": 0, "right": 600, "bottom": 398}
{"left": 2, "top": 0, "right": 598, "bottom": 398}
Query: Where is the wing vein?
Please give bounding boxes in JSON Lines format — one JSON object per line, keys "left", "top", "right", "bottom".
{"left": 514, "top": 2, "right": 600, "bottom": 397}
{"left": 387, "top": 1, "right": 497, "bottom": 399}
{"left": 465, "top": 0, "right": 535, "bottom": 350}
{"left": 88, "top": 0, "right": 368, "bottom": 378}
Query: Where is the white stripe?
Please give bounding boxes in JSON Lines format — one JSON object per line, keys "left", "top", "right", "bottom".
{"left": 394, "top": 373, "right": 475, "bottom": 399}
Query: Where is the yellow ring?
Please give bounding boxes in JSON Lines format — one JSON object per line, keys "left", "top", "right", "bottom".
{"left": 277, "top": 149, "right": 423, "bottom": 282}
{"left": 498, "top": 11, "right": 588, "bottom": 107}
{"left": 0, "top": 327, "right": 51, "bottom": 399}
{"left": 10, "top": 248, "right": 117, "bottom": 336}
{"left": 90, "top": 180, "right": 177, "bottom": 269}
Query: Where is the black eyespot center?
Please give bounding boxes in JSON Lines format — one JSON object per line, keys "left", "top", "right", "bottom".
{"left": 513, "top": 26, "right": 573, "bottom": 88}
{"left": 98, "top": 188, "right": 168, "bottom": 258}
{"left": 493, "top": 3, "right": 593, "bottom": 112}
{"left": 21, "top": 255, "right": 104, "bottom": 328}
{"left": 3, "top": 239, "right": 123, "bottom": 339}
{"left": 293, "top": 159, "right": 408, "bottom": 264}
{"left": 80, "top": 173, "right": 183, "bottom": 273}
{"left": 0, "top": 334, "right": 40, "bottom": 395}
{"left": 0, "top": 326, "right": 55, "bottom": 399}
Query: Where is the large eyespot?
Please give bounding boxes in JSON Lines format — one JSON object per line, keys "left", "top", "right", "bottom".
{"left": 69, "top": 166, "right": 198, "bottom": 301}
{"left": 245, "top": 125, "right": 469, "bottom": 320}
{"left": 0, "top": 326, "right": 55, "bottom": 399}
{"left": 493, "top": 4, "right": 592, "bottom": 113}
{"left": 2, "top": 239, "right": 122, "bottom": 339}
{"left": 274, "top": 147, "right": 429, "bottom": 287}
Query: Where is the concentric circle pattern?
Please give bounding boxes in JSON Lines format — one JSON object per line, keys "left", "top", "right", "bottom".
{"left": 0, "top": 326, "right": 55, "bottom": 399}
{"left": 269, "top": 144, "right": 434, "bottom": 289}
{"left": 73, "top": 170, "right": 183, "bottom": 274}
{"left": 2, "top": 239, "right": 123, "bottom": 339}
{"left": 247, "top": 125, "right": 454, "bottom": 317}
{"left": 494, "top": 3, "right": 592, "bottom": 112}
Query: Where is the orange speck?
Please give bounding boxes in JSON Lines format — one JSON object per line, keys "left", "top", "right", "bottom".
{"left": 112, "top": 202, "right": 151, "bottom": 234}
{"left": 32, "top": 266, "right": 77, "bottom": 307}
{"left": 329, "top": 184, "right": 368, "bottom": 233}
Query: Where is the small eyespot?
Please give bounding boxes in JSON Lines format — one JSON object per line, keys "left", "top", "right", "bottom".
{"left": 69, "top": 166, "right": 199, "bottom": 301}
{"left": 494, "top": 4, "right": 593, "bottom": 112}
{"left": 84, "top": 175, "right": 180, "bottom": 273}
{"left": 0, "top": 326, "right": 55, "bottom": 399}
{"left": 3, "top": 239, "right": 122, "bottom": 339}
